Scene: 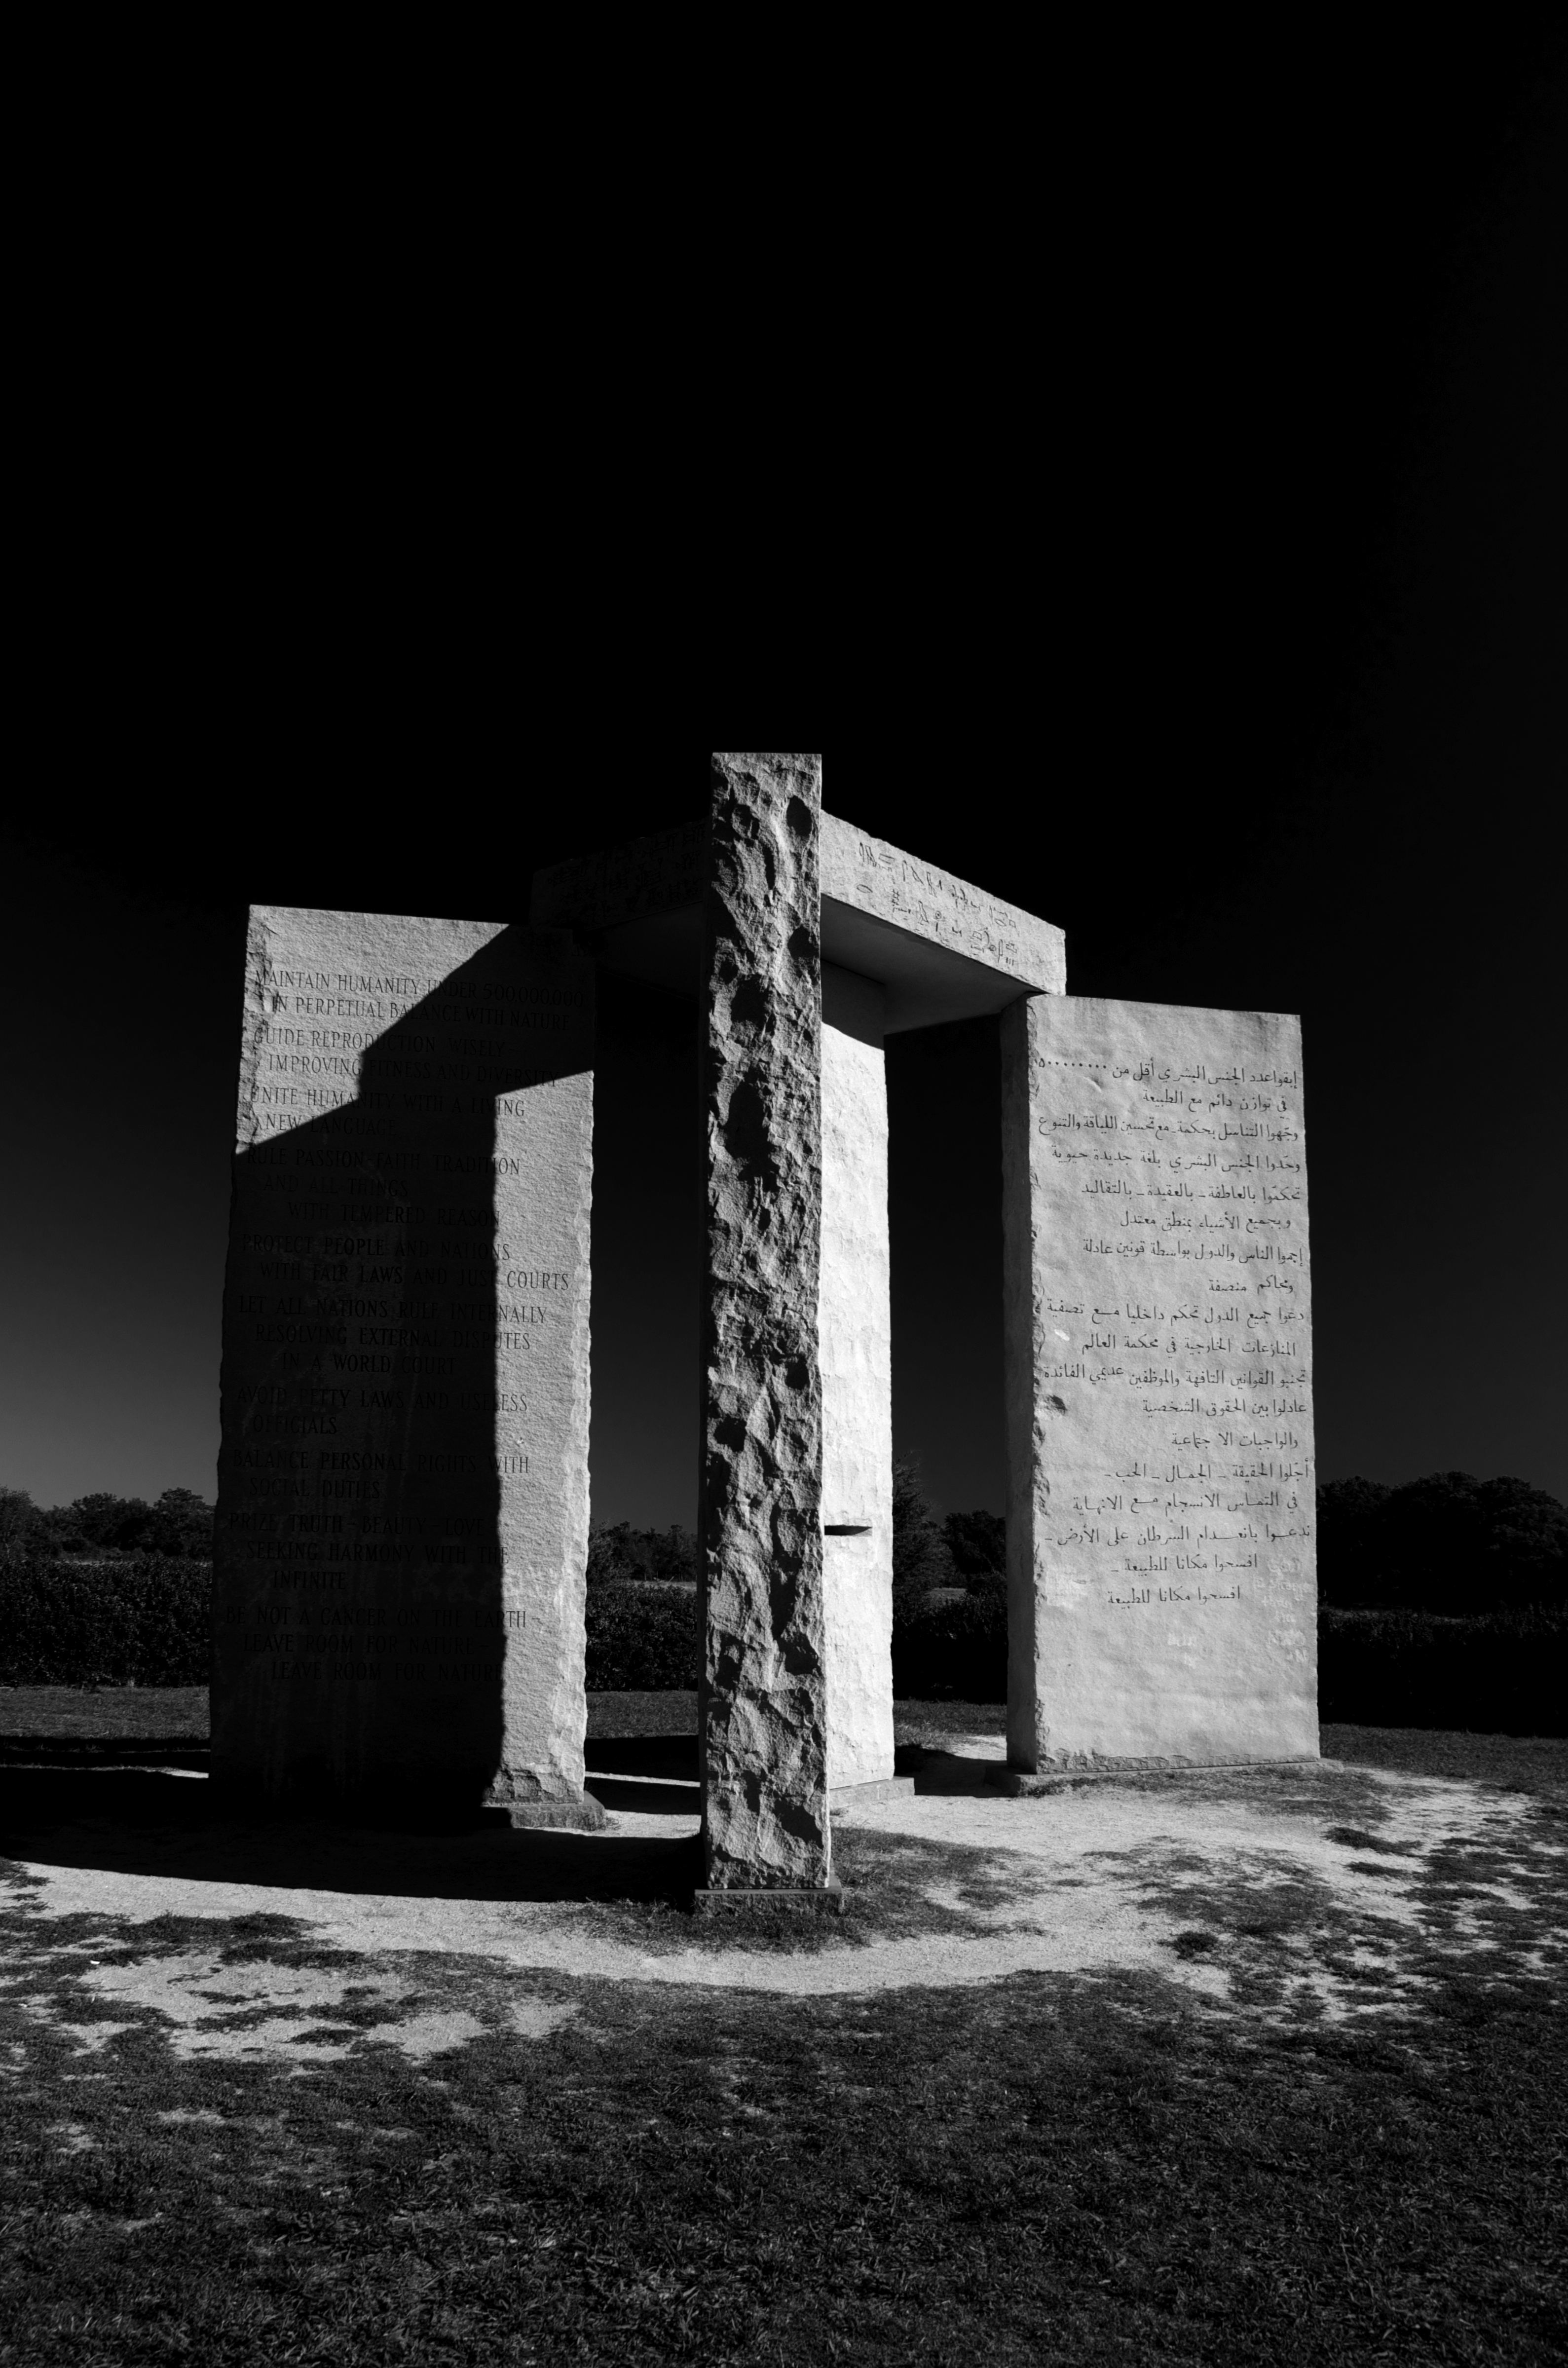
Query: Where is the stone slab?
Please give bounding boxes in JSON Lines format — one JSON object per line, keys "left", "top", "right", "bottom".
{"left": 528, "top": 824, "right": 706, "bottom": 999}
{"left": 828, "top": 1776, "right": 915, "bottom": 1805}
{"left": 212, "top": 906, "right": 597, "bottom": 1818}
{"left": 529, "top": 821, "right": 707, "bottom": 937}
{"left": 531, "top": 813, "right": 1067, "bottom": 1031}
{"left": 699, "top": 754, "right": 831, "bottom": 1890}
{"left": 993, "top": 1760, "right": 1320, "bottom": 1796}
{"left": 485, "top": 1799, "right": 608, "bottom": 1831}
{"left": 820, "top": 813, "right": 1065, "bottom": 1030}
{"left": 1002, "top": 994, "right": 1317, "bottom": 1770}
{"left": 820, "top": 969, "right": 896, "bottom": 1792}
{"left": 692, "top": 1878, "right": 846, "bottom": 1917}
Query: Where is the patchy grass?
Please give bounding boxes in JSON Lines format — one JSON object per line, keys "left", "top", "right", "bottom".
{"left": 0, "top": 1688, "right": 209, "bottom": 1761}
{"left": 895, "top": 1697, "right": 1006, "bottom": 1746}
{"left": 1, "top": 1725, "right": 1566, "bottom": 2362}
{"left": 1321, "top": 1722, "right": 1568, "bottom": 1793}
{"left": 1, "top": 1914, "right": 1564, "bottom": 2363}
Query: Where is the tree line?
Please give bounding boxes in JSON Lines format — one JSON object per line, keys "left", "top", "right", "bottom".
{"left": 591, "top": 1468, "right": 1568, "bottom": 1618}
{"left": 3, "top": 1468, "right": 1564, "bottom": 1616}
{"left": 0, "top": 1487, "right": 214, "bottom": 1563}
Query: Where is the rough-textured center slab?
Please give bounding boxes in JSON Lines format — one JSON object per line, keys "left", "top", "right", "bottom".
{"left": 530, "top": 813, "right": 1066, "bottom": 1030}
{"left": 699, "top": 754, "right": 831, "bottom": 1888}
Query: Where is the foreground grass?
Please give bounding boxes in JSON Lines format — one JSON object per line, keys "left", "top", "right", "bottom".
{"left": 1, "top": 1731, "right": 1565, "bottom": 2362}
{"left": 2, "top": 1914, "right": 1563, "bottom": 2366}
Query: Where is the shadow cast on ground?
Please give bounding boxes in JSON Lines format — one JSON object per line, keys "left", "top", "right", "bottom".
{"left": 0, "top": 1763, "right": 700, "bottom": 1905}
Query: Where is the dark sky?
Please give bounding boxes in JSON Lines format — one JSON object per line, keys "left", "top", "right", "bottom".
{"left": 4, "top": 37, "right": 1564, "bottom": 1521}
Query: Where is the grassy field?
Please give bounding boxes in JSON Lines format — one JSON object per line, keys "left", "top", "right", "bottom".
{"left": 1, "top": 1699, "right": 1564, "bottom": 2365}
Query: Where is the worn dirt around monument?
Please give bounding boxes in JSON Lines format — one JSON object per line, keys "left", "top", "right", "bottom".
{"left": 4, "top": 1737, "right": 1563, "bottom": 2071}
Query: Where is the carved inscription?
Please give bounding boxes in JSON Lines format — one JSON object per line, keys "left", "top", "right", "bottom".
{"left": 1003, "top": 995, "right": 1316, "bottom": 1766}
{"left": 819, "top": 813, "right": 1066, "bottom": 993}
{"left": 529, "top": 821, "right": 707, "bottom": 935}
{"left": 1034, "top": 1025, "right": 1311, "bottom": 1599}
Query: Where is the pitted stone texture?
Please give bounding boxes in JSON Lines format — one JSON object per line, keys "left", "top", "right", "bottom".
{"left": 1002, "top": 995, "right": 1317, "bottom": 1771}
{"left": 820, "top": 978, "right": 895, "bottom": 1791}
{"left": 700, "top": 753, "right": 830, "bottom": 1889}
{"left": 214, "top": 906, "right": 595, "bottom": 1815}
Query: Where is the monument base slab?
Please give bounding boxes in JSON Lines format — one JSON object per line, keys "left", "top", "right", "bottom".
{"left": 485, "top": 1798, "right": 608, "bottom": 1833}
{"left": 692, "top": 1877, "right": 845, "bottom": 1917}
{"left": 828, "top": 1777, "right": 915, "bottom": 1806}
{"left": 994, "top": 1757, "right": 1321, "bottom": 1797}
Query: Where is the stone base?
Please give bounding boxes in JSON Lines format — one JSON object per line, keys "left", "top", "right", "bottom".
{"left": 483, "top": 1796, "right": 608, "bottom": 1833}
{"left": 828, "top": 1776, "right": 915, "bottom": 1806}
{"left": 993, "top": 1756, "right": 1321, "bottom": 1798}
{"left": 692, "top": 1876, "right": 845, "bottom": 1917}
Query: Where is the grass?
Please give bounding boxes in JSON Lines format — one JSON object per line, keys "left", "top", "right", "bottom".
{"left": 2, "top": 1904, "right": 1563, "bottom": 2363}
{"left": 1, "top": 1699, "right": 1565, "bottom": 2363}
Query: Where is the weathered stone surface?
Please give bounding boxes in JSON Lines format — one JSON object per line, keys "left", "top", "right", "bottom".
{"left": 691, "top": 1879, "right": 845, "bottom": 1917}
{"left": 212, "top": 906, "right": 597, "bottom": 1819}
{"left": 1002, "top": 994, "right": 1317, "bottom": 1769}
{"left": 529, "top": 822, "right": 707, "bottom": 936}
{"left": 700, "top": 753, "right": 831, "bottom": 1889}
{"left": 820, "top": 964, "right": 895, "bottom": 1792}
{"left": 829, "top": 1775, "right": 914, "bottom": 1806}
{"left": 820, "top": 813, "right": 1066, "bottom": 1011}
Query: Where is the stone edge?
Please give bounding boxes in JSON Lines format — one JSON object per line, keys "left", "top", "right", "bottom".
{"left": 488, "top": 1798, "right": 609, "bottom": 1832}
{"left": 820, "top": 811, "right": 1066, "bottom": 993}
{"left": 691, "top": 1877, "right": 846, "bottom": 1917}
{"left": 993, "top": 1756, "right": 1323, "bottom": 1796}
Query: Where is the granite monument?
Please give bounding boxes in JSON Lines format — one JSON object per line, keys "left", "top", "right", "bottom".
{"left": 212, "top": 754, "right": 1317, "bottom": 1890}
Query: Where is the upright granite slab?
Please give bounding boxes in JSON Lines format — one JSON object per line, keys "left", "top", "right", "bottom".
{"left": 820, "top": 965, "right": 895, "bottom": 1793}
{"left": 699, "top": 754, "right": 831, "bottom": 1889}
{"left": 1001, "top": 995, "right": 1317, "bottom": 1769}
{"left": 212, "top": 906, "right": 598, "bottom": 1822}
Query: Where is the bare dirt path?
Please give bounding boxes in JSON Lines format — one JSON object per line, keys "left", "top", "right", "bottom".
{"left": 4, "top": 1727, "right": 1562, "bottom": 2067}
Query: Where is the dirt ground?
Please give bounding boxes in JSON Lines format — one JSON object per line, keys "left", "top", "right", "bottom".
{"left": 3, "top": 1706, "right": 1563, "bottom": 2064}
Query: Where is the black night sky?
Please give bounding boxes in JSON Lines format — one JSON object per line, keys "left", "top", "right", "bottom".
{"left": 3, "top": 36, "right": 1564, "bottom": 1523}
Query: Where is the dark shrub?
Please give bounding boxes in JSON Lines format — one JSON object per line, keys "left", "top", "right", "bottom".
{"left": 0, "top": 1487, "right": 216, "bottom": 1564}
{"left": 585, "top": 1584, "right": 700, "bottom": 1691}
{"left": 0, "top": 1488, "right": 47, "bottom": 1560}
{"left": 582, "top": 1524, "right": 701, "bottom": 1689}
{"left": 1315, "top": 1476, "right": 1394, "bottom": 1605}
{"left": 893, "top": 1590, "right": 1008, "bottom": 1701}
{"left": 891, "top": 1461, "right": 955, "bottom": 1620}
{"left": 0, "top": 1557, "right": 211, "bottom": 1687}
{"left": 587, "top": 1522, "right": 699, "bottom": 1590}
{"left": 1318, "top": 1603, "right": 1567, "bottom": 1734}
{"left": 1317, "top": 1472, "right": 1567, "bottom": 1613}
{"left": 886, "top": 1599, "right": 1567, "bottom": 1729}
{"left": 944, "top": 1507, "right": 1006, "bottom": 1598}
